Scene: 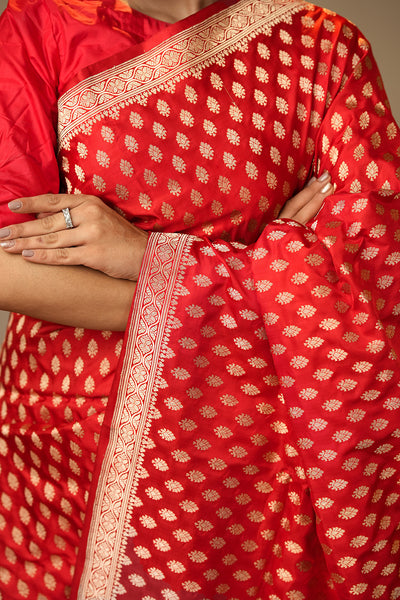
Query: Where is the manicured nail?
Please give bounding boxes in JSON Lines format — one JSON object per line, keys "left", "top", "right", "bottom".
{"left": 307, "top": 177, "right": 316, "bottom": 186}
{"left": 22, "top": 250, "right": 35, "bottom": 257}
{"left": 0, "top": 228, "right": 10, "bottom": 239}
{"left": 0, "top": 240, "right": 15, "bottom": 248}
{"left": 8, "top": 200, "right": 22, "bottom": 211}
{"left": 321, "top": 182, "right": 332, "bottom": 194}
{"left": 318, "top": 171, "right": 329, "bottom": 183}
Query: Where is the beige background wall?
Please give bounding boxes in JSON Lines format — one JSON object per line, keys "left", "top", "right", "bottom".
{"left": 0, "top": 0, "right": 399, "bottom": 342}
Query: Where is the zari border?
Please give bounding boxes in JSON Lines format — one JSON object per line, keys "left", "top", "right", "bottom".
{"left": 76, "top": 231, "right": 194, "bottom": 599}
{"left": 58, "top": 0, "right": 308, "bottom": 148}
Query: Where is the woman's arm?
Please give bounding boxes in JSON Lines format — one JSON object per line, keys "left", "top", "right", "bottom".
{"left": 1, "top": 250, "right": 134, "bottom": 331}
{"left": 0, "top": 178, "right": 332, "bottom": 331}
{"left": 0, "top": 177, "right": 333, "bottom": 277}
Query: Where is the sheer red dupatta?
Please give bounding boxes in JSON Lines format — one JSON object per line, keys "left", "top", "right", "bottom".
{"left": 57, "top": 1, "right": 400, "bottom": 598}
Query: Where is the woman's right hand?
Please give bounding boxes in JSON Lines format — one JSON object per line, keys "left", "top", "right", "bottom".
{"left": 279, "top": 171, "right": 333, "bottom": 225}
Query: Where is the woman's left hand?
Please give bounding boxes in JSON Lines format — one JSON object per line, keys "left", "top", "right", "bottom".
{"left": 0, "top": 194, "right": 149, "bottom": 281}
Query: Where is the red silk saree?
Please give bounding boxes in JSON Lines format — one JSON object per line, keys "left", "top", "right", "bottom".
{"left": 1, "top": 0, "right": 400, "bottom": 598}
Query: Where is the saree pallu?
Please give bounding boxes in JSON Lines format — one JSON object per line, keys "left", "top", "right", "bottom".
{"left": 5, "top": 0, "right": 400, "bottom": 598}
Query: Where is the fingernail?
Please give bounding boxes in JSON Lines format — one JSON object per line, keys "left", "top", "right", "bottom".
{"left": 318, "top": 171, "right": 329, "bottom": 183}
{"left": 0, "top": 228, "right": 10, "bottom": 239}
{"left": 8, "top": 200, "right": 22, "bottom": 211}
{"left": 22, "top": 250, "right": 34, "bottom": 257}
{"left": 321, "top": 182, "right": 332, "bottom": 194}
{"left": 0, "top": 240, "right": 15, "bottom": 248}
{"left": 307, "top": 177, "right": 316, "bottom": 186}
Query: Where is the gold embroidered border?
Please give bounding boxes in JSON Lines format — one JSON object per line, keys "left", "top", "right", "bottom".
{"left": 58, "top": 0, "right": 307, "bottom": 148}
{"left": 77, "top": 231, "right": 193, "bottom": 599}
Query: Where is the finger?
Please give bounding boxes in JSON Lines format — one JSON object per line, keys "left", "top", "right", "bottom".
{"left": 283, "top": 173, "right": 330, "bottom": 214}
{"left": 7, "top": 193, "right": 91, "bottom": 215}
{"left": 21, "top": 246, "right": 85, "bottom": 266}
{"left": 0, "top": 209, "right": 79, "bottom": 241}
{"left": 292, "top": 182, "right": 333, "bottom": 225}
{"left": 279, "top": 172, "right": 331, "bottom": 220}
{"left": 0, "top": 227, "right": 83, "bottom": 253}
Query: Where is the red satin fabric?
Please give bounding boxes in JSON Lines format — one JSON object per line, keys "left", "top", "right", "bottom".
{"left": 0, "top": 0, "right": 400, "bottom": 598}
{"left": 49, "top": 2, "right": 400, "bottom": 598}
{"left": 0, "top": 0, "right": 168, "bottom": 226}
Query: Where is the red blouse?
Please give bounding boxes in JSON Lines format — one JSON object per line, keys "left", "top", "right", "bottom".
{"left": 0, "top": 0, "right": 169, "bottom": 226}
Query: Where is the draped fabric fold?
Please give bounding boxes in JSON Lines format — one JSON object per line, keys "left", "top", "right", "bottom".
{"left": 56, "top": 2, "right": 400, "bottom": 598}
{"left": 2, "top": 0, "right": 400, "bottom": 598}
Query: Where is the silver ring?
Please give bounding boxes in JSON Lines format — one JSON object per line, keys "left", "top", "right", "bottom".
{"left": 62, "top": 207, "right": 74, "bottom": 229}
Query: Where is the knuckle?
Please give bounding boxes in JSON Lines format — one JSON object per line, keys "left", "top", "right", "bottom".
{"left": 55, "top": 248, "right": 69, "bottom": 261}
{"left": 86, "top": 222, "right": 104, "bottom": 240}
{"left": 84, "top": 202, "right": 104, "bottom": 221}
{"left": 35, "top": 249, "right": 48, "bottom": 261}
{"left": 306, "top": 180, "right": 319, "bottom": 194}
{"left": 87, "top": 195, "right": 101, "bottom": 204}
{"left": 8, "top": 225, "right": 19, "bottom": 238}
{"left": 38, "top": 232, "right": 59, "bottom": 245}
{"left": 41, "top": 214, "right": 57, "bottom": 231}
{"left": 46, "top": 194, "right": 62, "bottom": 207}
{"left": 304, "top": 182, "right": 317, "bottom": 194}
{"left": 47, "top": 232, "right": 59, "bottom": 244}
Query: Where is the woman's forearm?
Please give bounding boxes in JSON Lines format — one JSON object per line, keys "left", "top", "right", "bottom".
{"left": 1, "top": 250, "right": 135, "bottom": 331}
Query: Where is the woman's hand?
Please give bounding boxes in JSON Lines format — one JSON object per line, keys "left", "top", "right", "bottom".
{"left": 0, "top": 194, "right": 149, "bottom": 281}
{"left": 279, "top": 171, "right": 333, "bottom": 224}
{"left": 0, "top": 173, "right": 332, "bottom": 280}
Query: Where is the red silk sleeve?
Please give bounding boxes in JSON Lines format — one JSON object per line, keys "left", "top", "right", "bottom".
{"left": 0, "top": 0, "right": 61, "bottom": 226}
